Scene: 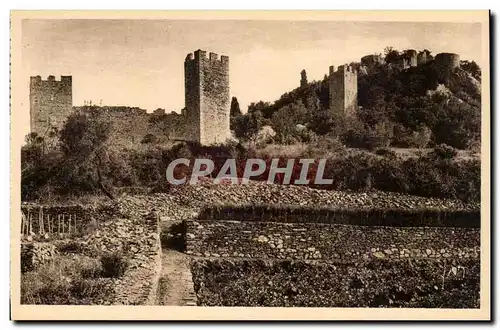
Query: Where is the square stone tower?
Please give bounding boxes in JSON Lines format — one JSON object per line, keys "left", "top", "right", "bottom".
{"left": 29, "top": 75, "right": 73, "bottom": 136}
{"left": 329, "top": 64, "right": 358, "bottom": 116}
{"left": 184, "top": 49, "right": 230, "bottom": 145}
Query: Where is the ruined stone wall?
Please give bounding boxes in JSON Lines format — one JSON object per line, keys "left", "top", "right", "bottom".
{"left": 406, "top": 50, "right": 418, "bottom": 67}
{"left": 185, "top": 220, "right": 479, "bottom": 261}
{"left": 417, "top": 52, "right": 428, "bottom": 65}
{"left": 184, "top": 50, "right": 230, "bottom": 145}
{"left": 361, "top": 54, "right": 384, "bottom": 67}
{"left": 73, "top": 106, "right": 186, "bottom": 147}
{"left": 329, "top": 65, "right": 358, "bottom": 116}
{"left": 29, "top": 75, "right": 72, "bottom": 136}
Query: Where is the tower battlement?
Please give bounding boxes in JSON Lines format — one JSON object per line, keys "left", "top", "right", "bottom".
{"left": 184, "top": 49, "right": 230, "bottom": 145}
{"left": 185, "top": 49, "right": 229, "bottom": 66}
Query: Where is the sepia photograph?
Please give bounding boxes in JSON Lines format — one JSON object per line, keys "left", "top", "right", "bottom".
{"left": 10, "top": 10, "right": 490, "bottom": 321}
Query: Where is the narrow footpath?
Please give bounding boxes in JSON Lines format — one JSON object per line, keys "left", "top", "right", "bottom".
{"left": 155, "top": 221, "right": 197, "bottom": 306}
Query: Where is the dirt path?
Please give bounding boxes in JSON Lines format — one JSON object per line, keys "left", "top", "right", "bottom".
{"left": 155, "top": 221, "right": 197, "bottom": 306}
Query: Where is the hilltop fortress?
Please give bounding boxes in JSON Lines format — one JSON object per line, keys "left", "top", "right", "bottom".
{"left": 29, "top": 49, "right": 462, "bottom": 145}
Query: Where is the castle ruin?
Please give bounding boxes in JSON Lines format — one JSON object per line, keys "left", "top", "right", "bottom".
{"left": 28, "top": 50, "right": 464, "bottom": 146}
{"left": 184, "top": 49, "right": 230, "bottom": 145}
{"left": 29, "top": 75, "right": 72, "bottom": 136}
{"left": 434, "top": 52, "right": 460, "bottom": 82}
{"left": 361, "top": 54, "right": 384, "bottom": 68}
{"left": 329, "top": 64, "right": 358, "bottom": 116}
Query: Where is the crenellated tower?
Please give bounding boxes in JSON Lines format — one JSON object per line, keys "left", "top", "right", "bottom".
{"left": 184, "top": 49, "right": 230, "bottom": 145}
{"left": 29, "top": 75, "right": 73, "bottom": 136}
{"left": 329, "top": 64, "right": 358, "bottom": 116}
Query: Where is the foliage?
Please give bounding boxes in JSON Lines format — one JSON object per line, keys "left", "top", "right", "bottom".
{"left": 271, "top": 101, "right": 309, "bottom": 144}
{"left": 230, "top": 97, "right": 242, "bottom": 118}
{"left": 21, "top": 255, "right": 113, "bottom": 305}
{"left": 141, "top": 133, "right": 158, "bottom": 144}
{"left": 460, "top": 60, "right": 481, "bottom": 81}
{"left": 100, "top": 251, "right": 128, "bottom": 278}
{"left": 431, "top": 144, "right": 458, "bottom": 160}
{"left": 233, "top": 110, "right": 263, "bottom": 143}
{"left": 192, "top": 259, "right": 480, "bottom": 308}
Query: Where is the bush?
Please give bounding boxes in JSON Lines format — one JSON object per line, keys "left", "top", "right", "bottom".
{"left": 21, "top": 255, "right": 112, "bottom": 305}
{"left": 141, "top": 133, "right": 157, "bottom": 144}
{"left": 432, "top": 144, "right": 458, "bottom": 159}
{"left": 374, "top": 148, "right": 397, "bottom": 158}
{"left": 70, "top": 278, "right": 111, "bottom": 300}
{"left": 57, "top": 241, "right": 84, "bottom": 254}
{"left": 304, "top": 136, "right": 346, "bottom": 158}
{"left": 79, "top": 260, "right": 103, "bottom": 279}
{"left": 100, "top": 251, "right": 128, "bottom": 278}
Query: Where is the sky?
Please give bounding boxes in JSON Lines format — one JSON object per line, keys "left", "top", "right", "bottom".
{"left": 21, "top": 19, "right": 482, "bottom": 125}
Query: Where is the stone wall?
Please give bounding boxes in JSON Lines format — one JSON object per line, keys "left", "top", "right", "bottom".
{"left": 29, "top": 75, "right": 72, "bottom": 136}
{"left": 21, "top": 242, "right": 57, "bottom": 273}
{"left": 185, "top": 220, "right": 479, "bottom": 261}
{"left": 73, "top": 106, "right": 186, "bottom": 147}
{"left": 197, "top": 205, "right": 481, "bottom": 228}
{"left": 184, "top": 49, "right": 230, "bottom": 145}
{"left": 361, "top": 54, "right": 384, "bottom": 67}
{"left": 52, "top": 211, "right": 162, "bottom": 305}
{"left": 110, "top": 212, "right": 162, "bottom": 305}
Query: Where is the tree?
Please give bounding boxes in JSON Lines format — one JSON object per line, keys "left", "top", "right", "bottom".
{"left": 233, "top": 110, "right": 263, "bottom": 144}
{"left": 460, "top": 60, "right": 481, "bottom": 81}
{"left": 230, "top": 97, "right": 242, "bottom": 118}
{"left": 21, "top": 133, "right": 45, "bottom": 177}
{"left": 247, "top": 101, "right": 272, "bottom": 117}
{"left": 271, "top": 101, "right": 309, "bottom": 144}
{"left": 21, "top": 133, "right": 64, "bottom": 200}
{"left": 59, "top": 108, "right": 115, "bottom": 199}
{"left": 384, "top": 47, "right": 400, "bottom": 64}
{"left": 411, "top": 125, "right": 432, "bottom": 148}
{"left": 230, "top": 97, "right": 242, "bottom": 130}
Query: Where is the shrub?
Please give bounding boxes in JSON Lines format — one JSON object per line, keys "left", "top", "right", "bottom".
{"left": 374, "top": 148, "right": 397, "bottom": 158}
{"left": 21, "top": 255, "right": 112, "bottom": 305}
{"left": 304, "top": 136, "right": 346, "bottom": 158}
{"left": 100, "top": 251, "right": 128, "bottom": 278}
{"left": 432, "top": 144, "right": 458, "bottom": 159}
{"left": 70, "top": 278, "right": 111, "bottom": 301}
{"left": 57, "top": 241, "right": 83, "bottom": 254}
{"left": 79, "top": 260, "right": 103, "bottom": 279}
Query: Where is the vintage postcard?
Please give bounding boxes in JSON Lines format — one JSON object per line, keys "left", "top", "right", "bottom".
{"left": 10, "top": 10, "right": 490, "bottom": 321}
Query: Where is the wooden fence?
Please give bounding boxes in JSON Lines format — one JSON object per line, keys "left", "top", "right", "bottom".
{"left": 20, "top": 205, "right": 88, "bottom": 237}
